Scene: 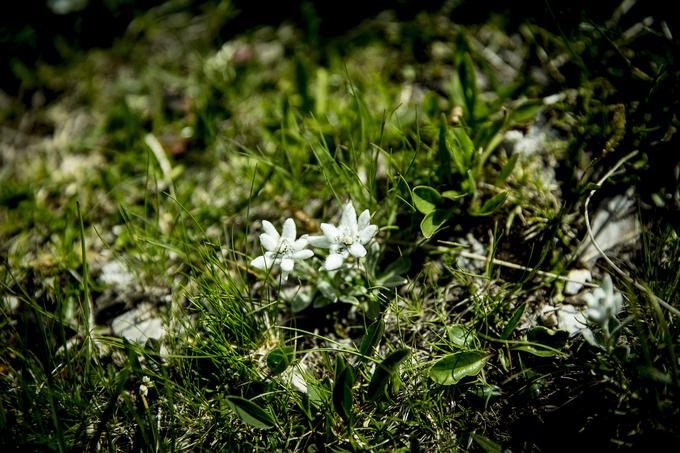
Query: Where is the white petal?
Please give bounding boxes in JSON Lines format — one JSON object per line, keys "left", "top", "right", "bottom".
{"left": 250, "top": 255, "right": 268, "bottom": 270}
{"left": 349, "top": 243, "right": 366, "bottom": 258}
{"left": 281, "top": 218, "right": 296, "bottom": 241}
{"left": 358, "top": 225, "right": 378, "bottom": 244}
{"left": 264, "top": 251, "right": 281, "bottom": 265}
{"left": 358, "top": 209, "right": 371, "bottom": 230}
{"left": 324, "top": 253, "right": 344, "bottom": 270}
{"left": 292, "top": 249, "right": 314, "bottom": 260}
{"left": 340, "top": 202, "right": 358, "bottom": 233}
{"left": 259, "top": 233, "right": 278, "bottom": 251}
{"left": 261, "top": 220, "right": 280, "bottom": 241}
{"left": 280, "top": 258, "right": 295, "bottom": 273}
{"left": 320, "top": 223, "right": 339, "bottom": 241}
{"left": 586, "top": 308, "right": 606, "bottom": 324}
{"left": 581, "top": 293, "right": 596, "bottom": 309}
{"left": 307, "top": 235, "right": 331, "bottom": 248}
{"left": 292, "top": 237, "right": 308, "bottom": 251}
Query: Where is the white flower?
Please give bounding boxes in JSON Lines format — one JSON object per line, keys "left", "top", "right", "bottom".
{"left": 250, "top": 218, "right": 314, "bottom": 281}
{"left": 309, "top": 201, "right": 378, "bottom": 271}
{"left": 582, "top": 274, "right": 623, "bottom": 326}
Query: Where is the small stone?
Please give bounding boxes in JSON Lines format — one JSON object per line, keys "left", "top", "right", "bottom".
{"left": 111, "top": 304, "right": 165, "bottom": 344}
{"left": 565, "top": 269, "right": 592, "bottom": 295}
{"left": 556, "top": 304, "right": 587, "bottom": 336}
{"left": 100, "top": 260, "right": 135, "bottom": 288}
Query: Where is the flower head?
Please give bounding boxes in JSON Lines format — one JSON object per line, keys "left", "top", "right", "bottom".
{"left": 309, "top": 201, "right": 378, "bottom": 271}
{"left": 250, "top": 218, "right": 313, "bottom": 281}
{"left": 582, "top": 274, "right": 623, "bottom": 326}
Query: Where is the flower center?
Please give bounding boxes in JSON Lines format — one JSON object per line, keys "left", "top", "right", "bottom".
{"left": 339, "top": 233, "right": 354, "bottom": 245}
{"left": 277, "top": 239, "right": 292, "bottom": 254}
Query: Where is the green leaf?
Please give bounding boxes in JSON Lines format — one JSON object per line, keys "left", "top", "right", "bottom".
{"left": 333, "top": 358, "right": 354, "bottom": 422}
{"left": 306, "top": 379, "right": 331, "bottom": 408}
{"left": 500, "top": 303, "right": 526, "bottom": 340}
{"left": 291, "top": 290, "right": 313, "bottom": 313}
{"left": 377, "top": 256, "right": 410, "bottom": 288}
{"left": 473, "top": 192, "right": 508, "bottom": 216}
{"left": 512, "top": 327, "right": 568, "bottom": 357}
{"left": 512, "top": 344, "right": 561, "bottom": 357}
{"left": 450, "top": 126, "right": 474, "bottom": 175}
{"left": 495, "top": 153, "right": 519, "bottom": 185}
{"left": 459, "top": 53, "right": 479, "bottom": 122}
{"left": 436, "top": 116, "right": 452, "bottom": 183}
{"left": 266, "top": 346, "right": 295, "bottom": 375}
{"left": 441, "top": 190, "right": 466, "bottom": 201}
{"left": 471, "top": 433, "right": 503, "bottom": 453}
{"left": 412, "top": 186, "right": 441, "bottom": 215}
{"left": 470, "top": 383, "right": 503, "bottom": 400}
{"left": 224, "top": 396, "right": 275, "bottom": 429}
{"left": 527, "top": 326, "right": 568, "bottom": 349}
{"left": 378, "top": 274, "right": 408, "bottom": 288}
{"left": 429, "top": 351, "right": 489, "bottom": 385}
{"left": 420, "top": 208, "right": 452, "bottom": 238}
{"left": 381, "top": 256, "right": 410, "bottom": 276}
{"left": 452, "top": 127, "right": 474, "bottom": 164}
{"left": 509, "top": 99, "right": 543, "bottom": 124}
{"left": 359, "top": 319, "right": 385, "bottom": 359}
{"left": 446, "top": 325, "right": 478, "bottom": 349}
{"left": 367, "top": 348, "right": 410, "bottom": 401}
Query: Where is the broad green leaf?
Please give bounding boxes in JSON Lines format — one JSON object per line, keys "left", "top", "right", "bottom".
{"left": 412, "top": 186, "right": 441, "bottom": 215}
{"left": 441, "top": 190, "right": 466, "bottom": 201}
{"left": 429, "top": 351, "right": 489, "bottom": 385}
{"left": 446, "top": 325, "right": 478, "bottom": 349}
{"left": 306, "top": 379, "right": 331, "bottom": 408}
{"left": 436, "top": 116, "right": 452, "bottom": 183}
{"left": 459, "top": 53, "right": 479, "bottom": 121}
{"left": 359, "top": 319, "right": 385, "bottom": 359}
{"left": 377, "top": 256, "right": 409, "bottom": 288}
{"left": 420, "top": 208, "right": 452, "bottom": 238}
{"left": 224, "top": 396, "right": 275, "bottom": 429}
{"left": 333, "top": 360, "right": 354, "bottom": 422}
{"left": 291, "top": 288, "right": 313, "bottom": 313}
{"left": 509, "top": 99, "right": 544, "bottom": 124}
{"left": 473, "top": 192, "right": 508, "bottom": 216}
{"left": 367, "top": 348, "right": 410, "bottom": 401}
{"left": 470, "top": 383, "right": 503, "bottom": 400}
{"left": 495, "top": 153, "right": 519, "bottom": 185}
{"left": 513, "top": 327, "right": 567, "bottom": 357}
{"left": 500, "top": 303, "right": 526, "bottom": 340}
{"left": 450, "top": 126, "right": 474, "bottom": 175}
{"left": 452, "top": 127, "right": 474, "bottom": 166}
{"left": 378, "top": 274, "right": 408, "bottom": 288}
{"left": 527, "top": 326, "right": 568, "bottom": 348}
{"left": 266, "top": 346, "right": 295, "bottom": 375}
{"left": 471, "top": 433, "right": 503, "bottom": 453}
{"left": 381, "top": 256, "right": 410, "bottom": 276}
{"left": 512, "top": 344, "right": 561, "bottom": 357}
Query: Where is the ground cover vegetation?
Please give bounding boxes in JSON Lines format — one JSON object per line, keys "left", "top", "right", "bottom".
{"left": 1, "top": 0, "right": 679, "bottom": 450}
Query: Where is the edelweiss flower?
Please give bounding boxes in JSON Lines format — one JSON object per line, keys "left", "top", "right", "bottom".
{"left": 582, "top": 274, "right": 623, "bottom": 326}
{"left": 309, "top": 201, "right": 378, "bottom": 271}
{"left": 250, "top": 218, "right": 313, "bottom": 281}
